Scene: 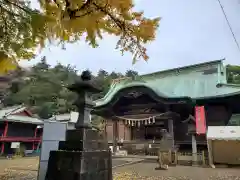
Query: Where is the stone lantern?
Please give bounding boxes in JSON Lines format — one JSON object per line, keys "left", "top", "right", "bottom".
{"left": 45, "top": 71, "right": 112, "bottom": 180}
{"left": 67, "top": 70, "right": 101, "bottom": 129}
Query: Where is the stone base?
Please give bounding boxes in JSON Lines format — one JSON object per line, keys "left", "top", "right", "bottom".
{"left": 46, "top": 151, "right": 112, "bottom": 180}
{"left": 59, "top": 129, "right": 108, "bottom": 151}
{"left": 45, "top": 128, "right": 112, "bottom": 180}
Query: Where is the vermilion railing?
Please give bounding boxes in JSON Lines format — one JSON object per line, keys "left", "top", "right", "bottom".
{"left": 0, "top": 136, "right": 42, "bottom": 142}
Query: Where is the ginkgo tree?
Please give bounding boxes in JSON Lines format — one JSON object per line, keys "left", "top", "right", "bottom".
{"left": 0, "top": 0, "right": 160, "bottom": 74}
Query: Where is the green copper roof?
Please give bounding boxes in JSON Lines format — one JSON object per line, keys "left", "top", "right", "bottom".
{"left": 94, "top": 59, "right": 240, "bottom": 107}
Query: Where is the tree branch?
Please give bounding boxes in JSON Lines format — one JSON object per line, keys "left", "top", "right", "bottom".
{"left": 92, "top": 2, "right": 124, "bottom": 30}
{"left": 3, "top": 0, "right": 33, "bottom": 14}
{"left": 63, "top": 0, "right": 93, "bottom": 19}
{"left": 73, "top": 10, "right": 94, "bottom": 18}
{"left": 91, "top": 2, "right": 146, "bottom": 59}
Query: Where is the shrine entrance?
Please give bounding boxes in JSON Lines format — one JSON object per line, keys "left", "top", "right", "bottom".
{"left": 93, "top": 85, "right": 195, "bottom": 154}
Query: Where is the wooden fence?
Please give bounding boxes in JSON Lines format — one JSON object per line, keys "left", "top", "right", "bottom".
{"left": 119, "top": 143, "right": 209, "bottom": 166}
{"left": 155, "top": 150, "right": 209, "bottom": 166}
{"left": 176, "top": 151, "right": 208, "bottom": 166}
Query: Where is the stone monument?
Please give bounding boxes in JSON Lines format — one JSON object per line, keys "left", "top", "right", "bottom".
{"left": 45, "top": 71, "right": 112, "bottom": 180}
{"left": 155, "top": 129, "right": 173, "bottom": 170}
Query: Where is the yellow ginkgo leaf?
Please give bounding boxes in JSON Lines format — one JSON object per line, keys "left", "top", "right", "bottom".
{"left": 0, "top": 58, "right": 18, "bottom": 75}
{"left": 1, "top": 0, "right": 159, "bottom": 64}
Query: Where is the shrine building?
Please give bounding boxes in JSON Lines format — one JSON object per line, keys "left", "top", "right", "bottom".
{"left": 0, "top": 105, "right": 43, "bottom": 155}
{"left": 93, "top": 59, "right": 240, "bottom": 152}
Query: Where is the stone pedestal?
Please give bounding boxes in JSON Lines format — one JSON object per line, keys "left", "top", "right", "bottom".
{"left": 45, "top": 128, "right": 112, "bottom": 180}
{"left": 155, "top": 129, "right": 174, "bottom": 170}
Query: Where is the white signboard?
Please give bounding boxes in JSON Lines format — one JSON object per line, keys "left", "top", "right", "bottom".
{"left": 70, "top": 111, "right": 79, "bottom": 123}
{"left": 11, "top": 142, "right": 20, "bottom": 149}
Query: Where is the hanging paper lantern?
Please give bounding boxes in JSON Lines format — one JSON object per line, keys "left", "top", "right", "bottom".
{"left": 148, "top": 117, "right": 151, "bottom": 124}
{"left": 149, "top": 117, "right": 152, "bottom": 123}
{"left": 137, "top": 121, "right": 140, "bottom": 127}
{"left": 153, "top": 116, "right": 156, "bottom": 123}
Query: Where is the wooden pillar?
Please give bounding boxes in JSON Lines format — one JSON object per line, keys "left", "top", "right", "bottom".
{"left": 168, "top": 119, "right": 174, "bottom": 150}
{"left": 32, "top": 126, "right": 38, "bottom": 150}
{"left": 207, "top": 139, "right": 215, "bottom": 168}
{"left": 192, "top": 134, "right": 198, "bottom": 166}
{"left": 113, "top": 119, "right": 118, "bottom": 154}
{"left": 1, "top": 121, "right": 8, "bottom": 155}
{"left": 0, "top": 143, "right": 3, "bottom": 155}
{"left": 201, "top": 150, "right": 206, "bottom": 166}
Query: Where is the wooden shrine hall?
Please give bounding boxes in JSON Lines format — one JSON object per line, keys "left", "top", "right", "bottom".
{"left": 92, "top": 60, "right": 240, "bottom": 155}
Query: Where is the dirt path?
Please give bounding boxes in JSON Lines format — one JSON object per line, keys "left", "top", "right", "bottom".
{"left": 114, "top": 162, "right": 240, "bottom": 180}
{"left": 0, "top": 157, "right": 39, "bottom": 173}
{"left": 0, "top": 158, "right": 240, "bottom": 180}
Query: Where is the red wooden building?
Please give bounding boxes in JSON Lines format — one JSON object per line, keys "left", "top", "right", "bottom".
{"left": 0, "top": 105, "right": 43, "bottom": 155}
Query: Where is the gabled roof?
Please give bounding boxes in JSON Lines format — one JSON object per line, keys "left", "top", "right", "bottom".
{"left": 4, "top": 115, "right": 43, "bottom": 125}
{"left": 94, "top": 59, "right": 240, "bottom": 107}
{"left": 0, "top": 105, "right": 26, "bottom": 117}
{"left": 0, "top": 105, "right": 43, "bottom": 124}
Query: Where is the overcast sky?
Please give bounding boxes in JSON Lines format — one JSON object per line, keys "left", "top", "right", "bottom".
{"left": 20, "top": 0, "right": 240, "bottom": 75}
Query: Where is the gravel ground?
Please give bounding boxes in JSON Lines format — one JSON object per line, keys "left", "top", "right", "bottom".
{"left": 0, "top": 157, "right": 239, "bottom": 180}
{"left": 114, "top": 162, "right": 240, "bottom": 180}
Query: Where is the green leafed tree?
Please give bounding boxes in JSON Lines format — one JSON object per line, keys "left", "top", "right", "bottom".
{"left": 226, "top": 65, "right": 240, "bottom": 84}
{"left": 3, "top": 57, "right": 78, "bottom": 118}
{"left": 125, "top": 69, "right": 138, "bottom": 78}
{"left": 2, "top": 56, "right": 137, "bottom": 118}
